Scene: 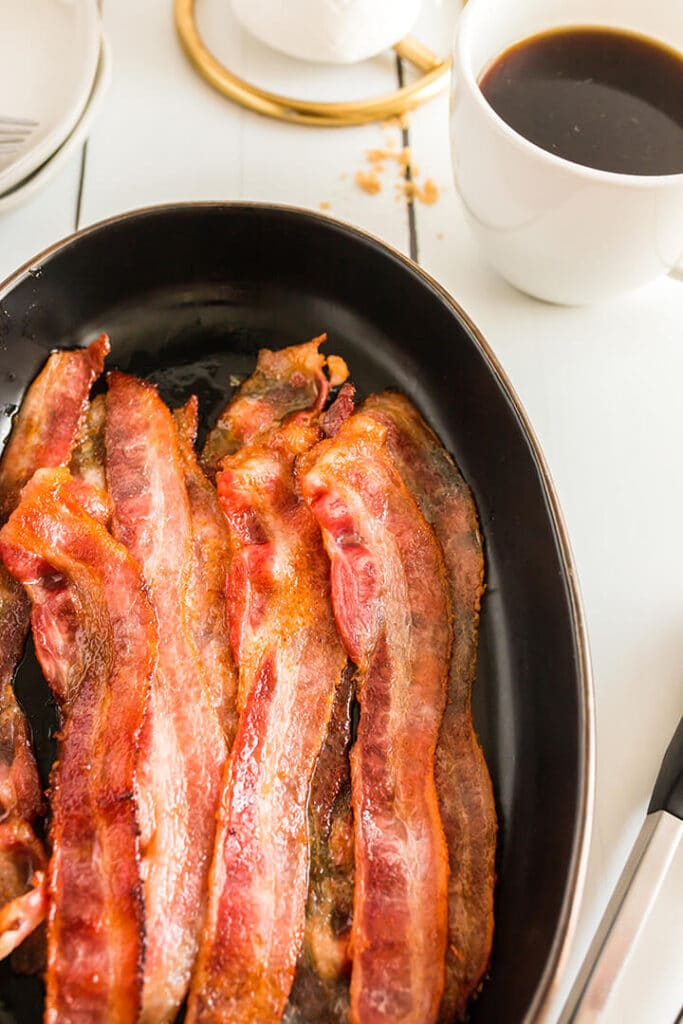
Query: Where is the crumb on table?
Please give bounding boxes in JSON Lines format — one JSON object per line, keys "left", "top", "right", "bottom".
{"left": 352, "top": 117, "right": 440, "bottom": 205}
{"left": 355, "top": 169, "right": 382, "bottom": 195}
{"left": 395, "top": 177, "right": 441, "bottom": 205}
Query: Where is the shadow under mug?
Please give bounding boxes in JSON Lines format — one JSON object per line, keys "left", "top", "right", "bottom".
{"left": 450, "top": 0, "right": 683, "bottom": 305}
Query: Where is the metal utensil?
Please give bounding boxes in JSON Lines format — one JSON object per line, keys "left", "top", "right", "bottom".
{"left": 561, "top": 715, "right": 683, "bottom": 1022}
{"left": 0, "top": 118, "right": 37, "bottom": 155}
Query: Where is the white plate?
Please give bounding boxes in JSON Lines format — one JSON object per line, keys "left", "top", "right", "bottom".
{"left": 0, "top": 35, "right": 111, "bottom": 214}
{"left": 0, "top": 0, "right": 101, "bottom": 194}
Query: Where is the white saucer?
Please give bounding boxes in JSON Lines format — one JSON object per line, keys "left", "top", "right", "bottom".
{"left": 0, "top": 35, "right": 111, "bottom": 215}
{"left": 0, "top": 0, "right": 102, "bottom": 194}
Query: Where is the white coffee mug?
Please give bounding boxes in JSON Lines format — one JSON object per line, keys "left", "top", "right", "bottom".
{"left": 450, "top": 0, "right": 683, "bottom": 304}
{"left": 232, "top": 0, "right": 422, "bottom": 65}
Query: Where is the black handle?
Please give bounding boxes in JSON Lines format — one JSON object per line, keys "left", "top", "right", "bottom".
{"left": 648, "top": 715, "right": 683, "bottom": 819}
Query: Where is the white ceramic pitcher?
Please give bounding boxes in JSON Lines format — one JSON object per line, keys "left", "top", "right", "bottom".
{"left": 232, "top": 0, "right": 423, "bottom": 64}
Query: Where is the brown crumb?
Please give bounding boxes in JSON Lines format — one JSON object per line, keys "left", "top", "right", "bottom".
{"left": 319, "top": 201, "right": 330, "bottom": 211}
{"left": 339, "top": 172, "right": 348, "bottom": 180}
{"left": 367, "top": 148, "right": 391, "bottom": 163}
{"left": 436, "top": 232, "right": 444, "bottom": 240}
{"left": 420, "top": 178, "right": 440, "bottom": 205}
{"left": 355, "top": 169, "right": 382, "bottom": 195}
{"left": 394, "top": 180, "right": 417, "bottom": 203}
{"left": 397, "top": 146, "right": 411, "bottom": 169}
{"left": 395, "top": 178, "right": 441, "bottom": 205}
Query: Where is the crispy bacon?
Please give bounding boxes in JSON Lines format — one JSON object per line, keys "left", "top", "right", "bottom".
{"left": 174, "top": 397, "right": 238, "bottom": 742}
{"left": 301, "top": 412, "right": 451, "bottom": 1024}
{"left": 201, "top": 335, "right": 348, "bottom": 478}
{"left": 0, "top": 335, "right": 109, "bottom": 961}
{"left": 0, "top": 467, "right": 154, "bottom": 1023}
{"left": 106, "top": 372, "right": 228, "bottom": 1024}
{"left": 186, "top": 413, "right": 347, "bottom": 1024}
{"left": 363, "top": 393, "right": 496, "bottom": 1021}
{"left": 0, "top": 335, "right": 109, "bottom": 523}
{"left": 286, "top": 664, "right": 355, "bottom": 1024}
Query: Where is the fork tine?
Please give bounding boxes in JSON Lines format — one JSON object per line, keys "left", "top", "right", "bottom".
{"left": 0, "top": 116, "right": 38, "bottom": 127}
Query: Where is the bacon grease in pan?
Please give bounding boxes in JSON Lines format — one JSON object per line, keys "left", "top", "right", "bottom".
{"left": 0, "top": 335, "right": 109, "bottom": 962}
{"left": 187, "top": 410, "right": 347, "bottom": 1024}
{"left": 0, "top": 467, "right": 154, "bottom": 1023}
{"left": 105, "top": 373, "right": 228, "bottom": 1024}
{"left": 301, "top": 412, "right": 451, "bottom": 1024}
{"left": 363, "top": 393, "right": 496, "bottom": 1021}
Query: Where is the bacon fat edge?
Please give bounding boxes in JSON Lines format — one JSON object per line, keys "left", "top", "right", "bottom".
{"left": 105, "top": 372, "right": 228, "bottom": 1024}
{"left": 363, "top": 392, "right": 496, "bottom": 1021}
{"left": 301, "top": 411, "right": 451, "bottom": 1024}
{"left": 0, "top": 467, "right": 154, "bottom": 1023}
{"left": 0, "top": 335, "right": 109, "bottom": 963}
{"left": 187, "top": 349, "right": 348, "bottom": 1024}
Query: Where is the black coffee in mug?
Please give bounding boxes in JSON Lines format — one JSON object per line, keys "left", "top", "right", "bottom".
{"left": 479, "top": 27, "right": 683, "bottom": 175}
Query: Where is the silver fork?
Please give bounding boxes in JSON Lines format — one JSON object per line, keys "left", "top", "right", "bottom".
{"left": 0, "top": 117, "right": 38, "bottom": 155}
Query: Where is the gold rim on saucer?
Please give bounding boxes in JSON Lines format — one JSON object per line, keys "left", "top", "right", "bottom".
{"left": 174, "top": 0, "right": 452, "bottom": 127}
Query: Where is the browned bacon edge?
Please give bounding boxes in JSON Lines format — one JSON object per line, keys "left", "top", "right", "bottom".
{"left": 200, "top": 334, "right": 348, "bottom": 478}
{"left": 106, "top": 372, "right": 227, "bottom": 1024}
{"left": 0, "top": 335, "right": 110, "bottom": 962}
{"left": 173, "top": 396, "right": 239, "bottom": 745}
{"left": 285, "top": 663, "right": 355, "bottom": 1024}
{"left": 301, "top": 411, "right": 452, "bottom": 1024}
{"left": 187, "top": 408, "right": 347, "bottom": 1024}
{"left": 0, "top": 467, "right": 153, "bottom": 1023}
{"left": 363, "top": 392, "right": 497, "bottom": 1022}
{"left": 0, "top": 335, "right": 109, "bottom": 523}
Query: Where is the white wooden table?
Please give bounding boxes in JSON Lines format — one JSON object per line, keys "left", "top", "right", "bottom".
{"left": 1, "top": 2, "right": 682, "bottom": 1020}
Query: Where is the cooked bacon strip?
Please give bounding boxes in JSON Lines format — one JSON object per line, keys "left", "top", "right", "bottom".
{"left": 186, "top": 414, "right": 347, "bottom": 1024}
{"left": 0, "top": 467, "right": 154, "bottom": 1023}
{"left": 106, "top": 373, "right": 228, "bottom": 1024}
{"left": 173, "top": 396, "right": 238, "bottom": 742}
{"left": 201, "top": 334, "right": 348, "bottom": 478}
{"left": 0, "top": 335, "right": 109, "bottom": 522}
{"left": 301, "top": 413, "right": 451, "bottom": 1024}
{"left": 363, "top": 392, "right": 496, "bottom": 1021}
{"left": 286, "top": 663, "right": 355, "bottom": 1024}
{"left": 0, "top": 335, "right": 109, "bottom": 960}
